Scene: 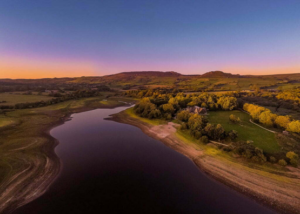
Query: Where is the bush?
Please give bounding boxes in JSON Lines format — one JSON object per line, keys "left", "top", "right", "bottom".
{"left": 278, "top": 159, "right": 287, "bottom": 166}
{"left": 228, "top": 130, "right": 238, "bottom": 140}
{"left": 269, "top": 156, "right": 277, "bottom": 163}
{"left": 200, "top": 136, "right": 209, "bottom": 144}
{"left": 229, "top": 114, "right": 240, "bottom": 123}
{"left": 286, "top": 151, "right": 299, "bottom": 167}
{"left": 290, "top": 159, "right": 298, "bottom": 167}
{"left": 286, "top": 151, "right": 299, "bottom": 160}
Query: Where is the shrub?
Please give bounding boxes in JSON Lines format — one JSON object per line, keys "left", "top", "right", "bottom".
{"left": 290, "top": 159, "right": 298, "bottom": 167}
{"left": 286, "top": 151, "right": 299, "bottom": 160}
{"left": 228, "top": 130, "right": 238, "bottom": 140}
{"left": 229, "top": 114, "right": 240, "bottom": 123}
{"left": 200, "top": 136, "right": 209, "bottom": 144}
{"left": 286, "top": 151, "right": 299, "bottom": 167}
{"left": 278, "top": 159, "right": 287, "bottom": 166}
{"left": 269, "top": 156, "right": 276, "bottom": 163}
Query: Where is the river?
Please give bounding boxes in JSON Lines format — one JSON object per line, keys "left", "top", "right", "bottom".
{"left": 14, "top": 106, "right": 276, "bottom": 214}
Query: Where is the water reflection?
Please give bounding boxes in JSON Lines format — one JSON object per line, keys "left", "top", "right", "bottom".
{"left": 14, "top": 106, "right": 276, "bottom": 214}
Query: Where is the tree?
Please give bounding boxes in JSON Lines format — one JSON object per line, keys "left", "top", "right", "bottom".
{"left": 177, "top": 110, "right": 191, "bottom": 122}
{"left": 148, "top": 109, "right": 161, "bottom": 119}
{"left": 201, "top": 102, "right": 208, "bottom": 108}
{"left": 204, "top": 123, "right": 215, "bottom": 139}
{"left": 258, "top": 111, "right": 277, "bottom": 127}
{"left": 217, "top": 96, "right": 238, "bottom": 110}
{"left": 188, "top": 114, "right": 207, "bottom": 132}
{"left": 214, "top": 124, "right": 225, "bottom": 141}
{"left": 287, "top": 120, "right": 300, "bottom": 133}
{"left": 275, "top": 115, "right": 291, "bottom": 129}
{"left": 168, "top": 98, "right": 179, "bottom": 109}
{"left": 162, "top": 103, "right": 175, "bottom": 114}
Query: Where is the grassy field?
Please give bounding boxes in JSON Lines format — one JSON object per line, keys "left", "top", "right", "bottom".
{"left": 0, "top": 93, "right": 52, "bottom": 105}
{"left": 208, "top": 110, "right": 281, "bottom": 153}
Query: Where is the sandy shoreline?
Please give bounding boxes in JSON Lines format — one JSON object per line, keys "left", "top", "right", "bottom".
{"left": 2, "top": 102, "right": 299, "bottom": 214}
{"left": 111, "top": 110, "right": 300, "bottom": 214}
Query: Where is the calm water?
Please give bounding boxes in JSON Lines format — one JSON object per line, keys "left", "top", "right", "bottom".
{"left": 15, "top": 106, "right": 276, "bottom": 214}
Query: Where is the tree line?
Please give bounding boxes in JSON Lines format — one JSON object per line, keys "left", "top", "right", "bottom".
{"left": 243, "top": 103, "right": 300, "bottom": 133}
{"left": 132, "top": 91, "right": 239, "bottom": 143}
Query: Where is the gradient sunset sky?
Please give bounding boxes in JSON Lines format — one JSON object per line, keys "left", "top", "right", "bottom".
{"left": 1, "top": 0, "right": 300, "bottom": 78}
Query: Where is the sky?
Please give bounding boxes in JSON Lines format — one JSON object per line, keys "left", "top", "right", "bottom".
{"left": 1, "top": 0, "right": 300, "bottom": 78}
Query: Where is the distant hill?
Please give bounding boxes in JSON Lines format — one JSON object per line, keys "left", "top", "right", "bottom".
{"left": 1, "top": 70, "right": 300, "bottom": 91}
{"left": 200, "top": 71, "right": 240, "bottom": 78}
{"left": 117, "top": 71, "right": 181, "bottom": 77}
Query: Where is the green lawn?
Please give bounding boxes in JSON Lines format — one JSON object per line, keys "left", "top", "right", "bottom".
{"left": 0, "top": 93, "right": 52, "bottom": 105}
{"left": 208, "top": 110, "right": 281, "bottom": 153}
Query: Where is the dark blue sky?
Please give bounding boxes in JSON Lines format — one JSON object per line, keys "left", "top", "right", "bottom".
{"left": 1, "top": 0, "right": 300, "bottom": 77}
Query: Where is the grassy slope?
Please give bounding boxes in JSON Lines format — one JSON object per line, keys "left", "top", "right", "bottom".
{"left": 0, "top": 93, "right": 52, "bottom": 105}
{"left": 208, "top": 110, "right": 280, "bottom": 153}
{"left": 70, "top": 72, "right": 294, "bottom": 90}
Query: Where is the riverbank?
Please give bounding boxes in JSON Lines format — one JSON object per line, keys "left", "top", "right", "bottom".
{"left": 0, "top": 94, "right": 136, "bottom": 214}
{"left": 111, "top": 108, "right": 300, "bottom": 214}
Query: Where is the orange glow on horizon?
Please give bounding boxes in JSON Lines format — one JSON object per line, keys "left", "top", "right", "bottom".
{"left": 1, "top": 56, "right": 299, "bottom": 79}
{"left": 0, "top": 56, "right": 97, "bottom": 79}
{"left": 222, "top": 66, "right": 300, "bottom": 76}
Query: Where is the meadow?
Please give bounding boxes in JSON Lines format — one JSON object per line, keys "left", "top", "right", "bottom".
{"left": 208, "top": 110, "right": 281, "bottom": 153}
{"left": 0, "top": 93, "right": 52, "bottom": 106}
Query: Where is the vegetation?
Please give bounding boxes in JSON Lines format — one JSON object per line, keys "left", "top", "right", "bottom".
{"left": 229, "top": 114, "right": 240, "bottom": 123}
{"left": 126, "top": 88, "right": 300, "bottom": 167}
{"left": 0, "top": 88, "right": 110, "bottom": 110}
{"left": 243, "top": 103, "right": 300, "bottom": 133}
{"left": 208, "top": 110, "right": 280, "bottom": 153}
{"left": 1, "top": 71, "right": 300, "bottom": 185}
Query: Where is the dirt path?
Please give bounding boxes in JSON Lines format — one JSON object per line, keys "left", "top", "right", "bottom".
{"left": 249, "top": 119, "right": 277, "bottom": 133}
{"left": 111, "top": 110, "right": 300, "bottom": 214}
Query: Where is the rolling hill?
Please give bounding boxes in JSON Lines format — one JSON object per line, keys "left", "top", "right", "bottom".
{"left": 1, "top": 71, "right": 300, "bottom": 91}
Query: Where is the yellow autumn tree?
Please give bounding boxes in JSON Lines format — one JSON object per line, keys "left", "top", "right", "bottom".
{"left": 287, "top": 120, "right": 300, "bottom": 133}
{"left": 275, "top": 115, "right": 291, "bottom": 129}
{"left": 258, "top": 111, "right": 277, "bottom": 127}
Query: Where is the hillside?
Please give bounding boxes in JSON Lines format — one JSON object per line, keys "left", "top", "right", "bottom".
{"left": 200, "top": 71, "right": 240, "bottom": 78}
{"left": 70, "top": 70, "right": 300, "bottom": 91}
{"left": 1, "top": 71, "right": 300, "bottom": 91}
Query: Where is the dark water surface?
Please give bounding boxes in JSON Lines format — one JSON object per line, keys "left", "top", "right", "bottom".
{"left": 15, "top": 106, "right": 276, "bottom": 214}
